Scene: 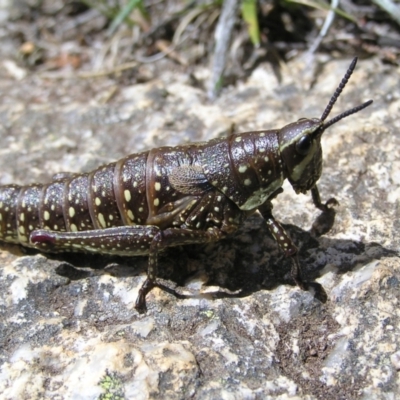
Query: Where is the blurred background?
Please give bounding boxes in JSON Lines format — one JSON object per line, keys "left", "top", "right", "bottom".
{"left": 1, "top": 0, "right": 399, "bottom": 98}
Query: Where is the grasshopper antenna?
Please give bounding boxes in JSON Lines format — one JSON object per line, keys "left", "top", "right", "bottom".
{"left": 320, "top": 57, "right": 358, "bottom": 123}
{"left": 322, "top": 99, "right": 373, "bottom": 131}
{"left": 317, "top": 57, "right": 373, "bottom": 132}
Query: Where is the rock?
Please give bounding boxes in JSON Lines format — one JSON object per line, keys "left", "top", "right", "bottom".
{"left": 0, "top": 56, "right": 399, "bottom": 399}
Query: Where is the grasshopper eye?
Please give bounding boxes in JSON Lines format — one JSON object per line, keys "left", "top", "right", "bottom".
{"left": 296, "top": 136, "right": 312, "bottom": 156}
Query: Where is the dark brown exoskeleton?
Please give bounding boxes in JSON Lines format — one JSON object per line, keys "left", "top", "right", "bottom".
{"left": 0, "top": 58, "right": 372, "bottom": 312}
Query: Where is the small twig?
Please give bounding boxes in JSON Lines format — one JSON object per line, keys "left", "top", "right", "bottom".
{"left": 40, "top": 38, "right": 190, "bottom": 80}
{"left": 155, "top": 40, "right": 188, "bottom": 66}
{"left": 172, "top": 7, "right": 206, "bottom": 45}
{"left": 77, "top": 61, "right": 139, "bottom": 78}
{"left": 307, "top": 0, "right": 339, "bottom": 56}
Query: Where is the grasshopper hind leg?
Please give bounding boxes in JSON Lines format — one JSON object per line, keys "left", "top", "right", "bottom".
{"left": 30, "top": 225, "right": 226, "bottom": 313}
{"left": 135, "top": 226, "right": 226, "bottom": 313}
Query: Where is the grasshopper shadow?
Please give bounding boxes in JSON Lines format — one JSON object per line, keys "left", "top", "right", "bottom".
{"left": 2, "top": 214, "right": 399, "bottom": 302}
{"left": 0, "top": 211, "right": 396, "bottom": 304}
{"left": 33, "top": 212, "right": 397, "bottom": 305}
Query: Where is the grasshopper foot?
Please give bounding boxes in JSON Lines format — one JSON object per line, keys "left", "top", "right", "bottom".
{"left": 135, "top": 278, "right": 155, "bottom": 314}
{"left": 311, "top": 206, "right": 337, "bottom": 237}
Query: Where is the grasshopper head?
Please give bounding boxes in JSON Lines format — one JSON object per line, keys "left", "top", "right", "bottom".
{"left": 278, "top": 57, "right": 373, "bottom": 194}
{"left": 278, "top": 118, "right": 324, "bottom": 194}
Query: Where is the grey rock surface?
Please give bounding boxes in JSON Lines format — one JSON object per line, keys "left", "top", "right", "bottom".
{"left": 0, "top": 56, "right": 399, "bottom": 399}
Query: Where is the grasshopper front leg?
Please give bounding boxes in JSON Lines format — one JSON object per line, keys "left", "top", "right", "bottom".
{"left": 311, "top": 186, "right": 338, "bottom": 212}
{"left": 311, "top": 186, "right": 338, "bottom": 237}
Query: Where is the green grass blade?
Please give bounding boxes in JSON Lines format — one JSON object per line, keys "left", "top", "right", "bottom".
{"left": 241, "top": 0, "right": 260, "bottom": 47}
{"left": 107, "top": 0, "right": 144, "bottom": 35}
